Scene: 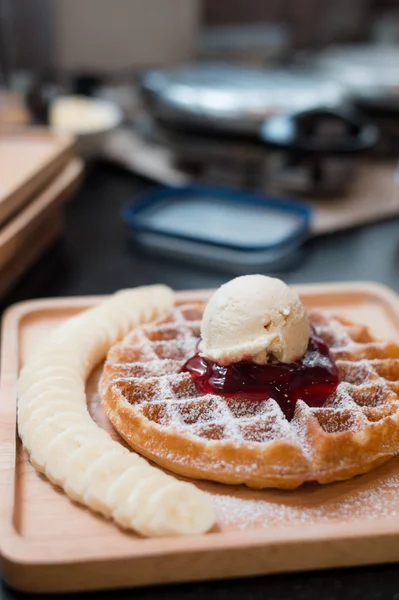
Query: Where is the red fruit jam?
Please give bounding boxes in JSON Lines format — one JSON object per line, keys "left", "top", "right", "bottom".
{"left": 181, "top": 328, "right": 339, "bottom": 421}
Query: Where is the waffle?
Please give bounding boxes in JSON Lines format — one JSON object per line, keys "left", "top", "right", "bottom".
{"left": 100, "top": 303, "right": 399, "bottom": 489}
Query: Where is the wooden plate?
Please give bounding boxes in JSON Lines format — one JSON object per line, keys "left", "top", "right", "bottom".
{"left": 0, "top": 158, "right": 84, "bottom": 298}
{"left": 0, "top": 128, "right": 74, "bottom": 227}
{"left": 2, "top": 283, "right": 399, "bottom": 593}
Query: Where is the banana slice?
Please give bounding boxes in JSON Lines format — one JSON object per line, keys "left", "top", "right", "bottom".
{"left": 19, "top": 376, "right": 85, "bottom": 408}
{"left": 83, "top": 450, "right": 136, "bottom": 517}
{"left": 28, "top": 412, "right": 90, "bottom": 469}
{"left": 114, "top": 473, "right": 172, "bottom": 530}
{"left": 137, "top": 481, "right": 214, "bottom": 537}
{"left": 18, "top": 396, "right": 87, "bottom": 430}
{"left": 17, "top": 286, "right": 216, "bottom": 536}
{"left": 18, "top": 365, "right": 79, "bottom": 396}
{"left": 44, "top": 423, "right": 110, "bottom": 486}
{"left": 22, "top": 405, "right": 81, "bottom": 450}
{"left": 65, "top": 441, "right": 120, "bottom": 502}
{"left": 106, "top": 465, "right": 165, "bottom": 512}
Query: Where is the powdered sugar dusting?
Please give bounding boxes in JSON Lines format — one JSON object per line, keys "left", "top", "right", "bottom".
{"left": 206, "top": 460, "right": 399, "bottom": 530}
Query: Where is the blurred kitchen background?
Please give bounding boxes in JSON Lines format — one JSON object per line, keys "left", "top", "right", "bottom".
{"left": 1, "top": 0, "right": 399, "bottom": 298}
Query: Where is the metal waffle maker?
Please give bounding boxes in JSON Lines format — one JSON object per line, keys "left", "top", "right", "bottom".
{"left": 260, "top": 107, "right": 378, "bottom": 196}
{"left": 140, "top": 64, "right": 354, "bottom": 192}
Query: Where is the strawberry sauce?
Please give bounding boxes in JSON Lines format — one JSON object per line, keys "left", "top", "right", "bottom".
{"left": 182, "top": 328, "right": 339, "bottom": 420}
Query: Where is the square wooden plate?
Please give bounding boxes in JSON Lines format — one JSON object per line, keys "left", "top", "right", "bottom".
{"left": 0, "top": 129, "right": 74, "bottom": 227}
{"left": 2, "top": 282, "right": 399, "bottom": 593}
{"left": 0, "top": 158, "right": 83, "bottom": 299}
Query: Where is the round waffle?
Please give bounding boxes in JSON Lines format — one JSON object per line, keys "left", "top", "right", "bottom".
{"left": 100, "top": 303, "right": 399, "bottom": 489}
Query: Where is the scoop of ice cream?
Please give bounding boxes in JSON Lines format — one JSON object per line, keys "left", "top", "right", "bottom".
{"left": 199, "top": 275, "right": 309, "bottom": 365}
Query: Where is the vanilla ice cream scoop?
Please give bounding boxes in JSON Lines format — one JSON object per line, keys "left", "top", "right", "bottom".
{"left": 199, "top": 275, "right": 309, "bottom": 365}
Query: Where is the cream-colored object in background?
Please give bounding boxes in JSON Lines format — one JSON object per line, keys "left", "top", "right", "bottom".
{"left": 200, "top": 275, "right": 309, "bottom": 365}
{"left": 50, "top": 96, "right": 122, "bottom": 158}
{"left": 50, "top": 96, "right": 122, "bottom": 135}
{"left": 17, "top": 285, "right": 215, "bottom": 537}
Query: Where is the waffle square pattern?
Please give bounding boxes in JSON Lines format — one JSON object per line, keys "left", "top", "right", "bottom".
{"left": 100, "top": 304, "right": 399, "bottom": 489}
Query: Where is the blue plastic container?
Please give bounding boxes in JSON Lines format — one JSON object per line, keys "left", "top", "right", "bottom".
{"left": 121, "top": 185, "right": 311, "bottom": 272}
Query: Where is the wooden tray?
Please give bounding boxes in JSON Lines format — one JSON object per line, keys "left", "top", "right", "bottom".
{"left": 0, "top": 158, "right": 83, "bottom": 298}
{"left": 2, "top": 282, "right": 399, "bottom": 593}
{"left": 0, "top": 129, "right": 74, "bottom": 227}
{"left": 0, "top": 157, "right": 83, "bottom": 270}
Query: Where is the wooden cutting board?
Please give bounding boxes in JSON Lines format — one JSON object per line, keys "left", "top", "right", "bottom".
{"left": 310, "top": 161, "right": 399, "bottom": 235}
{"left": 0, "top": 158, "right": 83, "bottom": 297}
{"left": 0, "top": 128, "right": 74, "bottom": 227}
{"left": 2, "top": 283, "right": 399, "bottom": 593}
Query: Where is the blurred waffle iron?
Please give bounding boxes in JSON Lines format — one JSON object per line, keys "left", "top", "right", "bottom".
{"left": 140, "top": 63, "right": 378, "bottom": 197}
{"left": 316, "top": 45, "right": 399, "bottom": 157}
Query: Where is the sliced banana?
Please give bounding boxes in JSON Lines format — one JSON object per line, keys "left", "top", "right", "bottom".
{"left": 18, "top": 365, "right": 79, "bottom": 396}
{"left": 65, "top": 441, "right": 119, "bottom": 502}
{"left": 17, "top": 285, "right": 216, "bottom": 536}
{"left": 114, "top": 473, "right": 172, "bottom": 530}
{"left": 44, "top": 423, "right": 110, "bottom": 486}
{"left": 28, "top": 412, "right": 89, "bottom": 469}
{"left": 22, "top": 405, "right": 82, "bottom": 450}
{"left": 106, "top": 464, "right": 163, "bottom": 512}
{"left": 138, "top": 481, "right": 215, "bottom": 537}
{"left": 18, "top": 396, "right": 87, "bottom": 429}
{"left": 18, "top": 377, "right": 85, "bottom": 407}
{"left": 83, "top": 450, "right": 135, "bottom": 517}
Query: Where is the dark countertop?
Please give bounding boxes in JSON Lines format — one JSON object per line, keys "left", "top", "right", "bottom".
{"left": 2, "top": 161, "right": 399, "bottom": 600}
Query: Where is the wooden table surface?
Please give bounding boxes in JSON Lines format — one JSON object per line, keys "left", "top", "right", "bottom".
{"left": 2, "top": 160, "right": 399, "bottom": 600}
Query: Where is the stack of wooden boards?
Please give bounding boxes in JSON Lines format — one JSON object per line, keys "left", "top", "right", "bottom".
{"left": 0, "top": 129, "right": 83, "bottom": 297}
